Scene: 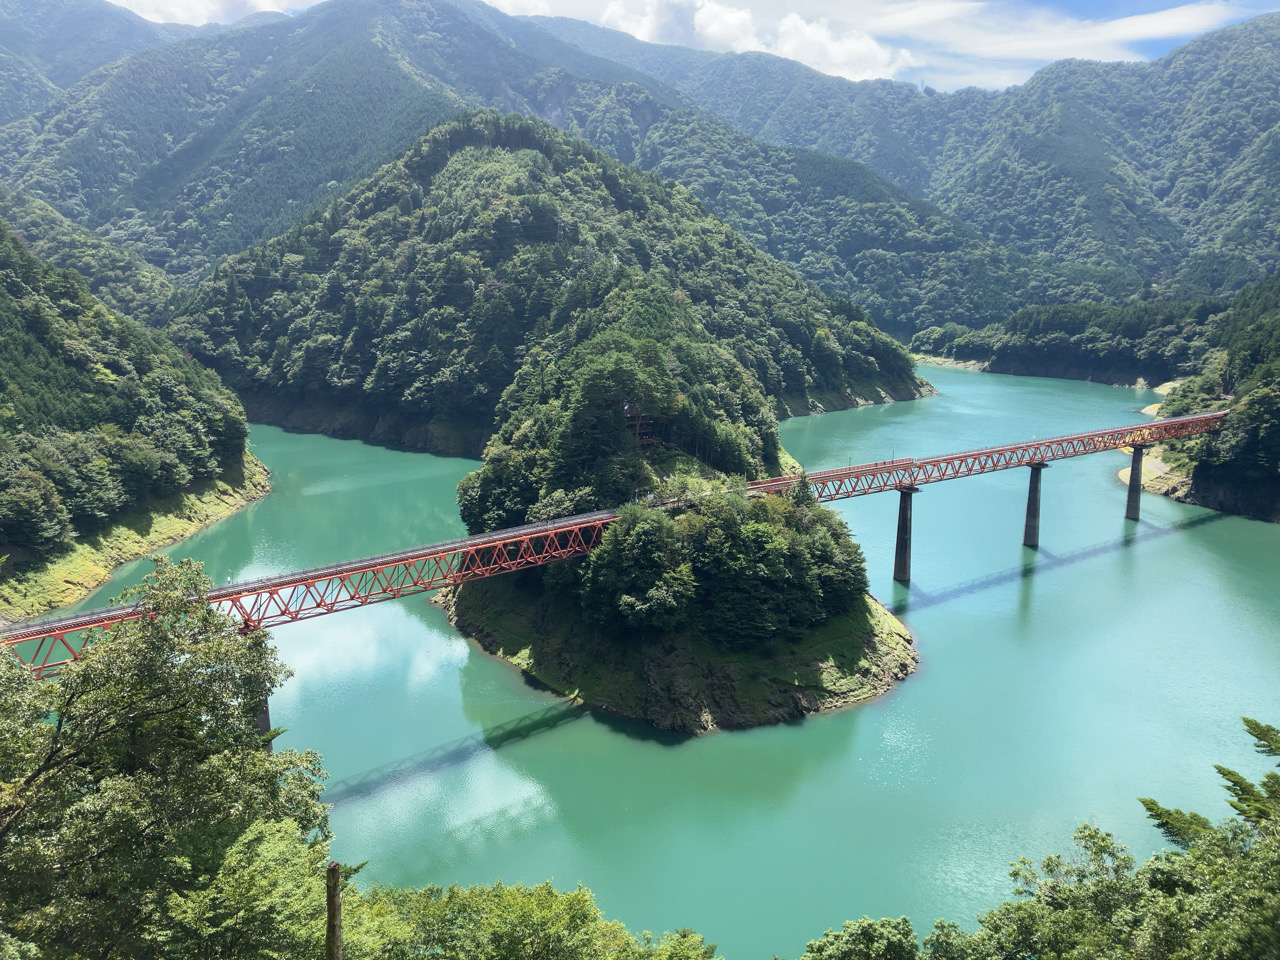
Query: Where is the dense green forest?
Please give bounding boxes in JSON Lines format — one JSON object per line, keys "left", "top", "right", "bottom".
{"left": 1, "top": 559, "right": 1275, "bottom": 958}
{"left": 910, "top": 298, "right": 1226, "bottom": 385}
{"left": 0, "top": 0, "right": 1152, "bottom": 334}
{"left": 0, "top": 189, "right": 176, "bottom": 326}
{"left": 539, "top": 12, "right": 1280, "bottom": 297}
{"left": 167, "top": 112, "right": 922, "bottom": 468}
{"left": 571, "top": 482, "right": 863, "bottom": 648}
{"left": 536, "top": 83, "right": 1136, "bottom": 334}
{"left": 0, "top": 0, "right": 666, "bottom": 285}
{"left": 0, "top": 221, "right": 247, "bottom": 567}
{"left": 0, "top": 0, "right": 214, "bottom": 88}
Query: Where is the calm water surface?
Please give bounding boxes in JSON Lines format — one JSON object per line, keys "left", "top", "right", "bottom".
{"left": 73, "top": 366, "right": 1280, "bottom": 958}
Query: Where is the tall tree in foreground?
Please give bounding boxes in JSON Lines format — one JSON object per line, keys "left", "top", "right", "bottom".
{"left": 800, "top": 717, "right": 1280, "bottom": 960}
{"left": 0, "top": 557, "right": 327, "bottom": 957}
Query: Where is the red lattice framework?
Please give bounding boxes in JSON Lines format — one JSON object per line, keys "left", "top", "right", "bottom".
{"left": 2, "top": 412, "right": 1226, "bottom": 677}
{"left": 748, "top": 411, "right": 1227, "bottom": 499}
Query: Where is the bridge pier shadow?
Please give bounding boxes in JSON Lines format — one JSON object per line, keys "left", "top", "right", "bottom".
{"left": 889, "top": 511, "right": 1228, "bottom": 618}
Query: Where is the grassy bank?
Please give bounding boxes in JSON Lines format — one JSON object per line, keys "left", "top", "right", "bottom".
{"left": 0, "top": 455, "right": 271, "bottom": 625}
{"left": 444, "top": 570, "right": 917, "bottom": 735}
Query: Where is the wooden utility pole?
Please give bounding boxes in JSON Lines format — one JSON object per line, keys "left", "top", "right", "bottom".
{"left": 326, "top": 860, "right": 342, "bottom": 960}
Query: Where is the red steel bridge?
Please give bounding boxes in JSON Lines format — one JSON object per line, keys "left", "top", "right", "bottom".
{"left": 2, "top": 411, "right": 1226, "bottom": 678}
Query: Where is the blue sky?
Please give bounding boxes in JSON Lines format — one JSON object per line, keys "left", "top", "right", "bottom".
{"left": 112, "top": 0, "right": 1280, "bottom": 89}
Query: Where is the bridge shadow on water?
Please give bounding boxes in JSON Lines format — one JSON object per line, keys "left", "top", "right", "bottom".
{"left": 324, "top": 701, "right": 586, "bottom": 805}
{"left": 890, "top": 511, "right": 1228, "bottom": 617}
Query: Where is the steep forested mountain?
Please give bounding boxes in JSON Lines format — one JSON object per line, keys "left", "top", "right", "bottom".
{"left": 166, "top": 113, "right": 923, "bottom": 473}
{"left": 0, "top": 0, "right": 1130, "bottom": 333}
{"left": 4, "top": 0, "right": 1277, "bottom": 339}
{"left": 0, "top": 222, "right": 248, "bottom": 566}
{"left": 536, "top": 13, "right": 1280, "bottom": 297}
{"left": 0, "top": 188, "right": 175, "bottom": 326}
{"left": 0, "top": 0, "right": 213, "bottom": 87}
{"left": 0, "top": 0, "right": 679, "bottom": 285}
{"left": 0, "top": 47, "right": 57, "bottom": 125}
{"left": 564, "top": 97, "right": 1135, "bottom": 332}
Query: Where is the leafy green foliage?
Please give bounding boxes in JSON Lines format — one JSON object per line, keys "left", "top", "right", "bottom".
{"left": 364, "top": 881, "right": 719, "bottom": 960}
{"left": 169, "top": 111, "right": 918, "bottom": 465}
{"left": 0, "top": 222, "right": 247, "bottom": 567}
{"left": 911, "top": 298, "right": 1225, "bottom": 385}
{"left": 578, "top": 483, "right": 867, "bottom": 649}
{"left": 0, "top": 187, "right": 176, "bottom": 326}
{"left": 0, "top": 557, "right": 327, "bottom": 957}
{"left": 799, "top": 916, "right": 919, "bottom": 960}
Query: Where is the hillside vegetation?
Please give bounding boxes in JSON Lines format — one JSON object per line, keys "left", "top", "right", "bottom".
{"left": 0, "top": 0, "right": 667, "bottom": 284}
{"left": 0, "top": 222, "right": 248, "bottom": 568}
{"left": 0, "top": 0, "right": 1132, "bottom": 334}
{"left": 167, "top": 112, "right": 923, "bottom": 470}
{"left": 539, "top": 12, "right": 1280, "bottom": 297}
{"left": 0, "top": 188, "right": 176, "bottom": 326}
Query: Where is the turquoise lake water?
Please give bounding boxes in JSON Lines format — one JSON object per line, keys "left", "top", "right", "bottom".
{"left": 71, "top": 365, "right": 1280, "bottom": 958}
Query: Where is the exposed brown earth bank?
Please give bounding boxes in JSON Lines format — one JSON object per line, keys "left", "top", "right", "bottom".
{"left": 1124, "top": 451, "right": 1280, "bottom": 523}
{"left": 442, "top": 571, "right": 918, "bottom": 735}
{"left": 243, "top": 384, "right": 935, "bottom": 460}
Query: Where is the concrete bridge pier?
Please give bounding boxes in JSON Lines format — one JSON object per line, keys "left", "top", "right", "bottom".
{"left": 893, "top": 486, "right": 920, "bottom": 583}
{"left": 1024, "top": 462, "right": 1047, "bottom": 548}
{"left": 1125, "top": 445, "right": 1147, "bottom": 521}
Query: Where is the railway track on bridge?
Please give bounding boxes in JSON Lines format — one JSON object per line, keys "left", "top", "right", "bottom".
{"left": 2, "top": 411, "right": 1227, "bottom": 677}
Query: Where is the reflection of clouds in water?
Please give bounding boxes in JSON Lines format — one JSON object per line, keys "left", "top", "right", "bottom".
{"left": 269, "top": 602, "right": 467, "bottom": 710}
{"left": 862, "top": 712, "right": 936, "bottom": 788}
{"left": 332, "top": 750, "right": 554, "bottom": 869}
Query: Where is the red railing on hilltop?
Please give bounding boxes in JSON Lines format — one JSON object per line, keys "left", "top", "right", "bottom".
{"left": 1, "top": 412, "right": 1226, "bottom": 677}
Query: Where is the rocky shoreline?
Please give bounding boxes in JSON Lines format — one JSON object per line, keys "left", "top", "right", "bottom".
{"left": 438, "top": 574, "right": 918, "bottom": 736}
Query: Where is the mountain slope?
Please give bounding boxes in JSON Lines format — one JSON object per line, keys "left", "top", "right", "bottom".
{"left": 166, "top": 113, "right": 925, "bottom": 467}
{"left": 0, "top": 0, "right": 690, "bottom": 285}
{"left": 535, "top": 12, "right": 1280, "bottom": 296}
{"left": 0, "top": 0, "right": 1132, "bottom": 335}
{"left": 0, "top": 0, "right": 208, "bottom": 88}
{"left": 0, "top": 220, "right": 248, "bottom": 567}
{"left": 0, "top": 48, "right": 57, "bottom": 125}
{"left": 0, "top": 188, "right": 175, "bottom": 326}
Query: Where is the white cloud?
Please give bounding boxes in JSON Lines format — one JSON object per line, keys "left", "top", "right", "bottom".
{"left": 487, "top": 0, "right": 553, "bottom": 15}
{"left": 693, "top": 0, "right": 765, "bottom": 51}
{"left": 774, "top": 13, "right": 916, "bottom": 81}
{"left": 107, "top": 0, "right": 1280, "bottom": 88}
{"left": 111, "top": 0, "right": 292, "bottom": 25}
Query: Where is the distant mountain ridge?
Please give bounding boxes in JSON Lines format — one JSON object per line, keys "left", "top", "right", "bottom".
{"left": 0, "top": 0, "right": 1135, "bottom": 333}
{"left": 534, "top": 12, "right": 1280, "bottom": 297}
{"left": 0, "top": 0, "right": 209, "bottom": 87}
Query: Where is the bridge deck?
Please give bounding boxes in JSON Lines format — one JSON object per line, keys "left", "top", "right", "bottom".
{"left": 2, "top": 412, "right": 1226, "bottom": 676}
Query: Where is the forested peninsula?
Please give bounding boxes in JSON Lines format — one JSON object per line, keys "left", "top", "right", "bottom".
{"left": 162, "top": 111, "right": 925, "bottom": 727}
{"left": 0, "top": 220, "right": 266, "bottom": 620}
{"left": 168, "top": 112, "right": 928, "bottom": 456}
